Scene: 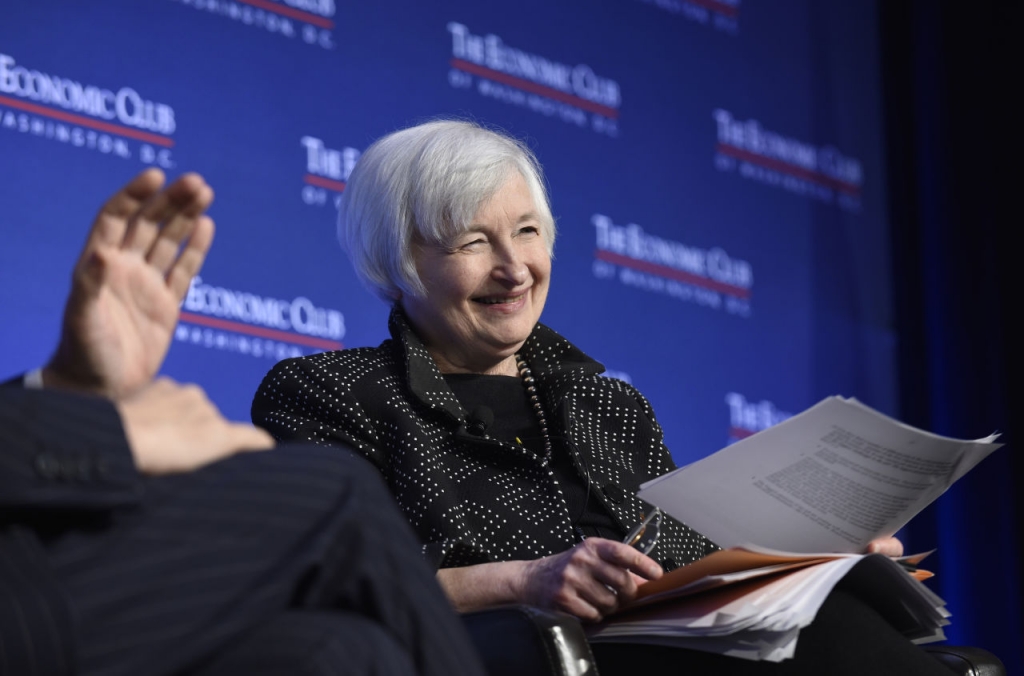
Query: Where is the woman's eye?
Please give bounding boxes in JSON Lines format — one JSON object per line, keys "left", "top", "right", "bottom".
{"left": 518, "top": 225, "right": 540, "bottom": 236}
{"left": 456, "top": 238, "right": 485, "bottom": 251}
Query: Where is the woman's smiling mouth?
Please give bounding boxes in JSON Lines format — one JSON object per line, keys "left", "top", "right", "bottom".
{"left": 473, "top": 291, "right": 528, "bottom": 305}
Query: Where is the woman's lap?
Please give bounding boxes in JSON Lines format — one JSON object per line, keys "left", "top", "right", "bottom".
{"left": 591, "top": 588, "right": 955, "bottom": 676}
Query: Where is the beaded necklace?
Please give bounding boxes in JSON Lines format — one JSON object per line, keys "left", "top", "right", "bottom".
{"left": 515, "top": 354, "right": 553, "bottom": 466}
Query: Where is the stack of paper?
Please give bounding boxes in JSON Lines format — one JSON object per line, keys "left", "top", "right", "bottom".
{"left": 585, "top": 395, "right": 996, "bottom": 661}
{"left": 588, "top": 549, "right": 949, "bottom": 662}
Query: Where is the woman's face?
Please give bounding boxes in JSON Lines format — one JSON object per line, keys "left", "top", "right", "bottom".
{"left": 401, "top": 172, "right": 551, "bottom": 375}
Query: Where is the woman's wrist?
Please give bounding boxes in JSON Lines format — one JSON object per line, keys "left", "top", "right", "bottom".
{"left": 436, "top": 560, "right": 529, "bottom": 612}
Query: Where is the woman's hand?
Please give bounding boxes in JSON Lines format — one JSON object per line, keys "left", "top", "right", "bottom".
{"left": 518, "top": 538, "right": 664, "bottom": 622}
{"left": 866, "top": 536, "right": 904, "bottom": 557}
{"left": 436, "top": 538, "right": 663, "bottom": 623}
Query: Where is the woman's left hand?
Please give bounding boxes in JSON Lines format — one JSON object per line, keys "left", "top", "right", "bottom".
{"left": 866, "top": 536, "right": 904, "bottom": 557}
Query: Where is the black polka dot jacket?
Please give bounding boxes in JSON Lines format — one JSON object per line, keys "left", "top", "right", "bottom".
{"left": 251, "top": 308, "right": 718, "bottom": 572}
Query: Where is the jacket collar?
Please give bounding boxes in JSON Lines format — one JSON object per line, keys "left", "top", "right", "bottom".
{"left": 386, "top": 306, "right": 605, "bottom": 423}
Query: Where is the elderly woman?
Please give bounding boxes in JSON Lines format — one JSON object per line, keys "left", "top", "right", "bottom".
{"left": 252, "top": 120, "right": 949, "bottom": 676}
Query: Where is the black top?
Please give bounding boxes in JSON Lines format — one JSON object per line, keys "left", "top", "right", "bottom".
{"left": 444, "top": 373, "right": 624, "bottom": 542}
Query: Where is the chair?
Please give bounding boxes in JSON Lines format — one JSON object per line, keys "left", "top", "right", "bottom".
{"left": 462, "top": 605, "right": 597, "bottom": 676}
{"left": 462, "top": 605, "right": 1006, "bottom": 676}
{"left": 923, "top": 646, "right": 1006, "bottom": 676}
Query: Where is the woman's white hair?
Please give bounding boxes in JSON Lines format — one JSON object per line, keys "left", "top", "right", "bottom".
{"left": 337, "top": 119, "right": 555, "bottom": 301}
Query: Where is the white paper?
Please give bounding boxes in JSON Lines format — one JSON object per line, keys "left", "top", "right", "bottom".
{"left": 590, "top": 557, "right": 862, "bottom": 661}
{"left": 639, "top": 396, "right": 1002, "bottom": 553}
{"left": 589, "top": 553, "right": 948, "bottom": 662}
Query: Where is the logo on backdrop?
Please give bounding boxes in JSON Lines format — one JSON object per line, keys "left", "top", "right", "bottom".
{"left": 300, "top": 135, "right": 360, "bottom": 210}
{"left": 0, "top": 53, "right": 177, "bottom": 168}
{"left": 635, "top": 0, "right": 739, "bottom": 35}
{"left": 712, "top": 109, "right": 864, "bottom": 211}
{"left": 177, "top": 276, "right": 346, "bottom": 360}
{"left": 590, "top": 213, "right": 753, "bottom": 317}
{"left": 725, "top": 392, "right": 792, "bottom": 443}
{"left": 168, "top": 0, "right": 336, "bottom": 50}
{"left": 446, "top": 22, "right": 621, "bottom": 138}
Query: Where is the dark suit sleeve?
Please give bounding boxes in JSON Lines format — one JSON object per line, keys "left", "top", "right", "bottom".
{"left": 0, "top": 387, "right": 143, "bottom": 512}
{"left": 0, "top": 387, "right": 145, "bottom": 676}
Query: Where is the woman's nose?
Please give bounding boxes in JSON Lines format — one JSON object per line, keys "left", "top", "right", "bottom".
{"left": 493, "top": 247, "right": 529, "bottom": 285}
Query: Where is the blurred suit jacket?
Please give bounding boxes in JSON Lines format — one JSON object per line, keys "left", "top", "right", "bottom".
{"left": 0, "top": 386, "right": 483, "bottom": 676}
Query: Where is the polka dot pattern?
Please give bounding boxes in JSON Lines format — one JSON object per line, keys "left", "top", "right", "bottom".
{"left": 252, "top": 308, "right": 719, "bottom": 570}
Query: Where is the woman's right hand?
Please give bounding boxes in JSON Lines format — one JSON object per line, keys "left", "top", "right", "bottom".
{"left": 437, "top": 538, "right": 663, "bottom": 622}
{"left": 517, "top": 538, "right": 664, "bottom": 622}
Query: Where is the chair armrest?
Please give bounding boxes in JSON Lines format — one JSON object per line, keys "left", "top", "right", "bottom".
{"left": 461, "top": 605, "right": 599, "bottom": 676}
{"left": 923, "top": 645, "right": 1006, "bottom": 676}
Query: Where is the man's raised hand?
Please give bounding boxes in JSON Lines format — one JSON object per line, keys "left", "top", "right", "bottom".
{"left": 43, "top": 169, "right": 214, "bottom": 399}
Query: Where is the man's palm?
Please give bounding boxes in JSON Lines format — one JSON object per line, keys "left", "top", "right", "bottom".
{"left": 45, "top": 169, "right": 214, "bottom": 399}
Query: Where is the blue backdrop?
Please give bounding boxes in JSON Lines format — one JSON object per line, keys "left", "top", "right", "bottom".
{"left": 2, "top": 0, "right": 1013, "bottom": 667}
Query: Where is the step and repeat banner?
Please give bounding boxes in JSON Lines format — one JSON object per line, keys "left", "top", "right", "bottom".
{"left": 0, "top": 0, "right": 894, "bottom": 467}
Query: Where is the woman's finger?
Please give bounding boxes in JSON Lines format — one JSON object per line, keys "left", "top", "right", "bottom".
{"left": 595, "top": 538, "right": 664, "bottom": 580}
{"left": 867, "top": 536, "right": 904, "bottom": 557}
